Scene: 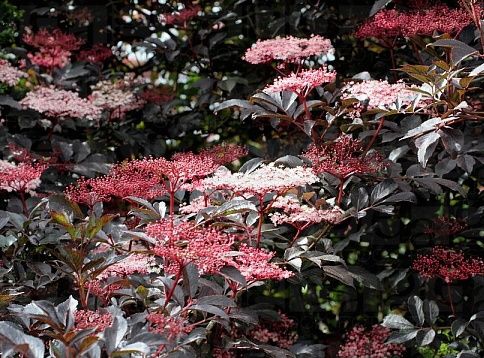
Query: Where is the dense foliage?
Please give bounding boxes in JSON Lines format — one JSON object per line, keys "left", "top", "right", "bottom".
{"left": 0, "top": 0, "right": 483, "bottom": 357}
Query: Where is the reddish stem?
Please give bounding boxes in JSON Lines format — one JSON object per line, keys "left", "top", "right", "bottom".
{"left": 364, "top": 117, "right": 385, "bottom": 154}
{"left": 162, "top": 266, "right": 184, "bottom": 312}
{"left": 336, "top": 180, "right": 345, "bottom": 207}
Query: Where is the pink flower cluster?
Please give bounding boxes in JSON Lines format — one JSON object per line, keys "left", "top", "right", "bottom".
{"left": 249, "top": 313, "right": 298, "bottom": 349}
{"left": 214, "top": 312, "right": 298, "bottom": 357}
{"left": 74, "top": 309, "right": 112, "bottom": 332}
{"left": 341, "top": 80, "right": 417, "bottom": 112}
{"left": 243, "top": 35, "right": 334, "bottom": 64}
{"left": 198, "top": 163, "right": 318, "bottom": 199}
{"left": 89, "top": 75, "right": 146, "bottom": 120}
{"left": 231, "top": 244, "right": 293, "bottom": 283}
{"left": 77, "top": 44, "right": 113, "bottom": 64}
{"left": 20, "top": 87, "right": 102, "bottom": 120}
{"left": 356, "top": 5, "right": 475, "bottom": 39}
{"left": 146, "top": 219, "right": 235, "bottom": 275}
{"left": 412, "top": 247, "right": 484, "bottom": 283}
{"left": 97, "top": 254, "right": 154, "bottom": 280}
{"left": 264, "top": 68, "right": 336, "bottom": 97}
{"left": 146, "top": 219, "right": 292, "bottom": 281}
{"left": 65, "top": 144, "right": 246, "bottom": 205}
{"left": 270, "top": 195, "right": 343, "bottom": 229}
{"left": 86, "top": 280, "right": 122, "bottom": 304}
{"left": 304, "top": 136, "right": 385, "bottom": 180}
{"left": 338, "top": 325, "right": 405, "bottom": 358}
{"left": 65, "top": 161, "right": 165, "bottom": 206}
{"left": 147, "top": 312, "right": 193, "bottom": 339}
{"left": 23, "top": 28, "right": 84, "bottom": 70}
{"left": 0, "top": 160, "right": 46, "bottom": 194}
{"left": 0, "top": 59, "right": 27, "bottom": 86}
{"left": 159, "top": 5, "right": 201, "bottom": 26}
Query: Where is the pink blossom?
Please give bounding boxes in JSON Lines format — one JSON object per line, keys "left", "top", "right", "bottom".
{"left": 146, "top": 313, "right": 193, "bottom": 339}
{"left": 412, "top": 247, "right": 484, "bottom": 283}
{"left": 303, "top": 136, "right": 386, "bottom": 180}
{"left": 77, "top": 44, "right": 113, "bottom": 64}
{"left": 356, "top": 5, "right": 476, "bottom": 39}
{"left": 74, "top": 310, "right": 112, "bottom": 332}
{"left": 243, "top": 35, "right": 334, "bottom": 64}
{"left": 20, "top": 87, "right": 102, "bottom": 120}
{"left": 264, "top": 68, "right": 336, "bottom": 97}
{"left": 146, "top": 219, "right": 235, "bottom": 275}
{"left": 249, "top": 313, "right": 298, "bottom": 349}
{"left": 86, "top": 280, "right": 123, "bottom": 304}
{"left": 65, "top": 161, "right": 165, "bottom": 206}
{"left": 269, "top": 195, "right": 343, "bottom": 228}
{"left": 159, "top": 5, "right": 201, "bottom": 26}
{"left": 198, "top": 163, "right": 319, "bottom": 199}
{"left": 229, "top": 244, "right": 293, "bottom": 283}
{"left": 0, "top": 160, "right": 46, "bottom": 194}
{"left": 338, "top": 325, "right": 405, "bottom": 358}
{"left": 341, "top": 80, "right": 418, "bottom": 112}
{"left": 23, "top": 28, "right": 84, "bottom": 52}
{"left": 89, "top": 75, "right": 146, "bottom": 120}
{"left": 65, "top": 144, "right": 244, "bottom": 205}
{"left": 0, "top": 59, "right": 27, "bottom": 86}
{"left": 179, "top": 196, "right": 210, "bottom": 214}
{"left": 97, "top": 254, "right": 154, "bottom": 280}
{"left": 27, "top": 47, "right": 71, "bottom": 70}
{"left": 23, "top": 28, "right": 84, "bottom": 70}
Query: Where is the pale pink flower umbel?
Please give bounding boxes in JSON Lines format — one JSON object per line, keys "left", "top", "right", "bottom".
{"left": 20, "top": 87, "right": 102, "bottom": 120}
{"left": 198, "top": 163, "right": 319, "bottom": 198}
{"left": 243, "top": 35, "right": 334, "bottom": 64}
{"left": 269, "top": 195, "right": 343, "bottom": 228}
{"left": 0, "top": 160, "right": 46, "bottom": 194}
{"left": 97, "top": 254, "right": 155, "bottom": 280}
{"left": 147, "top": 313, "right": 193, "bottom": 341}
{"left": 229, "top": 244, "right": 293, "bottom": 283}
{"left": 264, "top": 68, "right": 336, "bottom": 97}
{"left": 74, "top": 310, "right": 113, "bottom": 332}
{"left": 0, "top": 59, "right": 27, "bottom": 86}
{"left": 338, "top": 325, "right": 405, "bottom": 358}
{"left": 89, "top": 75, "right": 145, "bottom": 120}
{"left": 341, "top": 80, "right": 418, "bottom": 111}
